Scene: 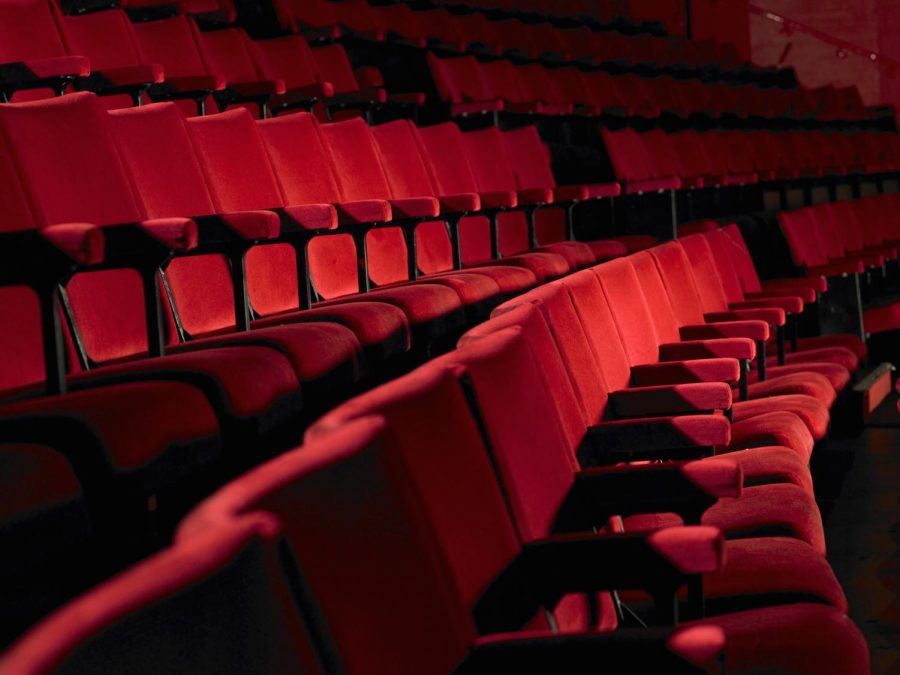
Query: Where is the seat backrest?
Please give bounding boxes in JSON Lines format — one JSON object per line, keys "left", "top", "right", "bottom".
{"left": 500, "top": 126, "right": 557, "bottom": 190}
{"left": 702, "top": 229, "right": 749, "bottom": 304}
{"left": 778, "top": 209, "right": 830, "bottom": 268}
{"left": 109, "top": 103, "right": 240, "bottom": 339}
{"left": 57, "top": 8, "right": 143, "bottom": 70}
{"left": 0, "top": 92, "right": 156, "bottom": 365}
{"left": 592, "top": 256, "right": 665, "bottom": 366}
{"left": 720, "top": 223, "right": 764, "bottom": 294}
{"left": 318, "top": 117, "right": 407, "bottom": 287}
{"left": 0, "top": 515, "right": 322, "bottom": 675}
{"left": 309, "top": 43, "right": 358, "bottom": 94}
{"left": 255, "top": 112, "right": 360, "bottom": 301}
{"left": 250, "top": 34, "right": 320, "bottom": 90}
{"left": 132, "top": 15, "right": 208, "bottom": 79}
{"left": 181, "top": 416, "right": 476, "bottom": 674}
{"left": 304, "top": 369, "right": 529, "bottom": 632}
{"left": 370, "top": 119, "right": 455, "bottom": 276}
{"left": 600, "top": 127, "right": 651, "bottom": 182}
{"left": 0, "top": 286, "right": 48, "bottom": 393}
{"left": 462, "top": 126, "right": 530, "bottom": 256}
{"left": 676, "top": 235, "right": 731, "bottom": 315}
{"left": 442, "top": 327, "right": 613, "bottom": 632}
{"left": 626, "top": 250, "right": 688, "bottom": 345}
{"left": 426, "top": 53, "right": 493, "bottom": 105}
{"left": 647, "top": 242, "right": 711, "bottom": 327}
{"left": 479, "top": 59, "right": 529, "bottom": 104}
{"left": 196, "top": 27, "right": 264, "bottom": 84}
{"left": 415, "top": 122, "right": 494, "bottom": 266}
{"left": 0, "top": 0, "right": 68, "bottom": 61}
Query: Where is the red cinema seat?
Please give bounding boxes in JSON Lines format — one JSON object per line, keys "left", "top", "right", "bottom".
{"left": 679, "top": 233, "right": 859, "bottom": 374}
{"left": 370, "top": 118, "right": 538, "bottom": 295}
{"left": 131, "top": 14, "right": 226, "bottom": 115}
{"left": 107, "top": 102, "right": 369, "bottom": 404}
{"left": 497, "top": 277, "right": 821, "bottom": 478}
{"left": 302, "top": 363, "right": 864, "bottom": 673}
{"left": 54, "top": 7, "right": 164, "bottom": 109}
{"left": 702, "top": 227, "right": 866, "bottom": 364}
{"left": 188, "top": 108, "right": 462, "bottom": 352}
{"left": 415, "top": 121, "right": 571, "bottom": 282}
{"left": 0, "top": 515, "right": 320, "bottom": 675}
{"left": 316, "top": 116, "right": 504, "bottom": 321}
{"left": 0, "top": 0, "right": 89, "bottom": 102}
{"left": 645, "top": 243, "right": 851, "bottom": 404}
{"left": 182, "top": 416, "right": 732, "bottom": 673}
{"left": 500, "top": 125, "right": 658, "bottom": 254}
{"left": 0, "top": 92, "right": 307, "bottom": 443}
{"left": 594, "top": 257, "right": 829, "bottom": 459}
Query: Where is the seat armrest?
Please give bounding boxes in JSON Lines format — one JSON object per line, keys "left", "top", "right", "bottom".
{"left": 704, "top": 307, "right": 785, "bottom": 327}
{"left": 631, "top": 359, "right": 740, "bottom": 386}
{"left": 578, "top": 415, "right": 730, "bottom": 467}
{"left": 460, "top": 626, "right": 724, "bottom": 674}
{"left": 479, "top": 190, "right": 518, "bottom": 209}
{"left": 516, "top": 188, "right": 553, "bottom": 205}
{"left": 438, "top": 192, "right": 480, "bottom": 214}
{"left": 388, "top": 197, "right": 441, "bottom": 219}
{"left": 609, "top": 382, "right": 732, "bottom": 418}
{"left": 659, "top": 339, "right": 755, "bottom": 361}
{"left": 680, "top": 320, "right": 770, "bottom": 342}
{"left": 472, "top": 527, "right": 724, "bottom": 633}
{"left": 0, "top": 225, "right": 104, "bottom": 283}
{"left": 334, "top": 199, "right": 392, "bottom": 225}
{"left": 730, "top": 296, "right": 803, "bottom": 314}
{"left": 554, "top": 459, "right": 742, "bottom": 532}
{"left": 191, "top": 211, "right": 281, "bottom": 244}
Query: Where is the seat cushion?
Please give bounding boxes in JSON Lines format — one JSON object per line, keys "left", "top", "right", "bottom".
{"left": 707, "top": 446, "right": 813, "bottom": 496}
{"left": 407, "top": 272, "right": 501, "bottom": 306}
{"left": 441, "top": 265, "right": 537, "bottom": 293}
{"left": 534, "top": 241, "right": 595, "bottom": 268}
{"left": 489, "top": 252, "right": 570, "bottom": 282}
{"left": 687, "top": 604, "right": 869, "bottom": 674}
{"left": 759, "top": 363, "right": 851, "bottom": 394}
{"left": 794, "top": 334, "right": 867, "bottom": 360}
{"left": 705, "top": 537, "right": 847, "bottom": 613}
{"left": 624, "top": 482, "right": 825, "bottom": 554}
{"left": 69, "top": 347, "right": 300, "bottom": 426}
{"left": 0, "top": 381, "right": 220, "bottom": 494}
{"left": 586, "top": 238, "right": 629, "bottom": 261}
{"left": 863, "top": 301, "right": 900, "bottom": 335}
{"left": 742, "top": 372, "right": 837, "bottom": 408}
{"left": 732, "top": 395, "right": 830, "bottom": 441}
{"left": 254, "top": 301, "right": 411, "bottom": 358}
{"left": 318, "top": 283, "right": 464, "bottom": 326}
{"left": 172, "top": 323, "right": 362, "bottom": 391}
{"left": 729, "top": 411, "right": 815, "bottom": 462}
{"left": 767, "top": 346, "right": 859, "bottom": 374}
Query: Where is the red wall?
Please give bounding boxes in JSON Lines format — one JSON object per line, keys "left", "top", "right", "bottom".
{"left": 632, "top": 1, "right": 900, "bottom": 109}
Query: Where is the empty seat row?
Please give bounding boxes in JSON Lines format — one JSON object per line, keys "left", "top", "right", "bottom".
{"left": 275, "top": 0, "right": 778, "bottom": 86}
{"left": 428, "top": 53, "right": 849, "bottom": 123}
{"left": 0, "top": 248, "right": 871, "bottom": 673}
{"left": 601, "top": 127, "right": 900, "bottom": 196}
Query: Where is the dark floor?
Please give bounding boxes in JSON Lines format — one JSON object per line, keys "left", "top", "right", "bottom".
{"left": 825, "top": 397, "right": 900, "bottom": 674}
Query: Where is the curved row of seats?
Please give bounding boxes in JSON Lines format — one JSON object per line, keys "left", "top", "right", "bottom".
{"left": 0, "top": 237, "right": 872, "bottom": 673}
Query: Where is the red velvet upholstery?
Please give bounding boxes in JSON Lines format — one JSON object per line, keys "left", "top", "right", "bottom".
{"left": 0, "top": 515, "right": 320, "bottom": 675}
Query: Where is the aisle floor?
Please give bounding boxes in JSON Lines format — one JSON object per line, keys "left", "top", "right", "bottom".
{"left": 824, "top": 405, "right": 900, "bottom": 674}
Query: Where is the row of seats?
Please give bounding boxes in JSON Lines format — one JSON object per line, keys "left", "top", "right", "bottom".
{"left": 0, "top": 238, "right": 872, "bottom": 673}
{"left": 428, "top": 52, "right": 885, "bottom": 125}
{"left": 0, "top": 90, "right": 650, "bottom": 600}
{"left": 276, "top": 0, "right": 758, "bottom": 82}
{"left": 601, "top": 127, "right": 900, "bottom": 195}
{"left": 0, "top": 0, "right": 422, "bottom": 120}
{"left": 777, "top": 194, "right": 900, "bottom": 337}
